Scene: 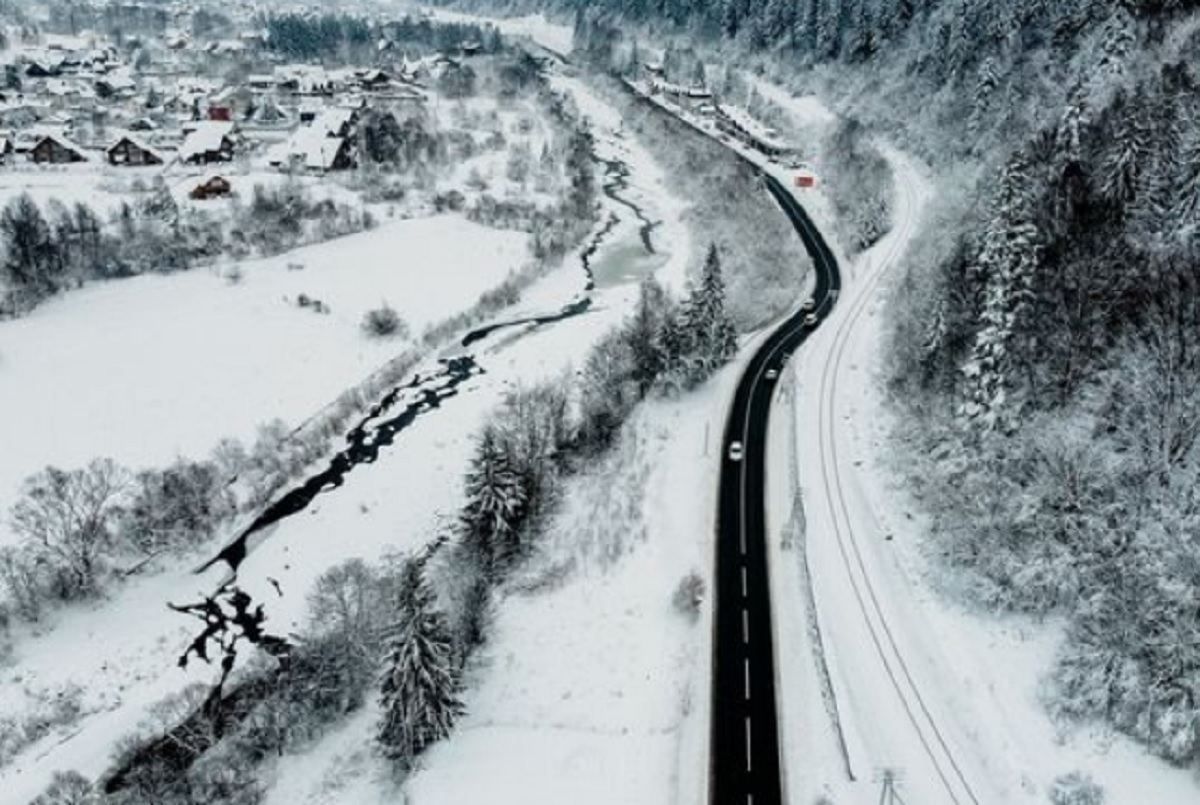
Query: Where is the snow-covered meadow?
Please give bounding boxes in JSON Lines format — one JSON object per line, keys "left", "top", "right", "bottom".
{"left": 0, "top": 215, "right": 529, "bottom": 546}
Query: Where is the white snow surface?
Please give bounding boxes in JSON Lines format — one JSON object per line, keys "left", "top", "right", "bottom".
{"left": 762, "top": 87, "right": 1200, "bottom": 805}
{"left": 0, "top": 216, "right": 527, "bottom": 546}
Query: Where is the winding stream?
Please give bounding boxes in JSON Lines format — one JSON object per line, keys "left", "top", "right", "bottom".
{"left": 195, "top": 151, "right": 659, "bottom": 579}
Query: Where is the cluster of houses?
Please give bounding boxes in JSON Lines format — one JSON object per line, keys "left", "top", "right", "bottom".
{"left": 0, "top": 19, "right": 481, "bottom": 187}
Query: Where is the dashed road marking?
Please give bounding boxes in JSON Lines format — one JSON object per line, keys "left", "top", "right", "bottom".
{"left": 745, "top": 716, "right": 753, "bottom": 772}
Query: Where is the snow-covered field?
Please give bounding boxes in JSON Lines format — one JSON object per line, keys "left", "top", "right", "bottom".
{"left": 0, "top": 215, "right": 529, "bottom": 546}
{"left": 763, "top": 87, "right": 1200, "bottom": 804}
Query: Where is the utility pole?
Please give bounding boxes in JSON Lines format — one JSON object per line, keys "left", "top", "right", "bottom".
{"left": 876, "top": 768, "right": 906, "bottom": 805}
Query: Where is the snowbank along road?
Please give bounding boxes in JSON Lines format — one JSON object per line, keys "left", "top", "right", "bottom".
{"left": 711, "top": 169, "right": 839, "bottom": 803}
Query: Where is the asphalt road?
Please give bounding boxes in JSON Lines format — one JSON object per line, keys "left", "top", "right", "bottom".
{"left": 710, "top": 172, "right": 841, "bottom": 805}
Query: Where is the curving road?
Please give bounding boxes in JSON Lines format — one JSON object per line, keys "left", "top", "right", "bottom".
{"left": 710, "top": 172, "right": 840, "bottom": 805}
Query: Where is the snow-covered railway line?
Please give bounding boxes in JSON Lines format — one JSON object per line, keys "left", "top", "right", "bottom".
{"left": 812, "top": 175, "right": 981, "bottom": 804}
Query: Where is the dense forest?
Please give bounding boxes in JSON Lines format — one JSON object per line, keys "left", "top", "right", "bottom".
{"left": 444, "top": 0, "right": 1200, "bottom": 771}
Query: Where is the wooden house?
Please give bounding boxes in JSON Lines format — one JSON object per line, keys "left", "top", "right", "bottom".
{"left": 29, "top": 134, "right": 87, "bottom": 164}
{"left": 106, "top": 136, "right": 163, "bottom": 166}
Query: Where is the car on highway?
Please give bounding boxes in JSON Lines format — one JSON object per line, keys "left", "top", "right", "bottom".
{"left": 765, "top": 368, "right": 780, "bottom": 381}
{"left": 728, "top": 441, "right": 745, "bottom": 462}
{"left": 805, "top": 313, "right": 819, "bottom": 327}
{"left": 802, "top": 297, "right": 817, "bottom": 312}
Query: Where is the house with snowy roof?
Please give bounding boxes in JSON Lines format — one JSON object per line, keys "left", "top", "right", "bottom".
{"left": 267, "top": 127, "right": 354, "bottom": 173}
{"left": 178, "top": 120, "right": 235, "bottom": 165}
{"left": 29, "top": 133, "right": 89, "bottom": 164}
{"left": 106, "top": 135, "right": 163, "bottom": 166}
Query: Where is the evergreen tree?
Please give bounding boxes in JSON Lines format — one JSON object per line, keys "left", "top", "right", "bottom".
{"left": 682, "top": 245, "right": 740, "bottom": 383}
{"left": 377, "top": 558, "right": 463, "bottom": 767}
{"left": 655, "top": 305, "right": 692, "bottom": 395}
{"left": 960, "top": 154, "right": 1040, "bottom": 431}
{"left": 460, "top": 427, "right": 527, "bottom": 577}
{"left": 759, "top": 0, "right": 796, "bottom": 46}
{"left": 1095, "top": 5, "right": 1135, "bottom": 83}
{"left": 817, "top": 0, "right": 842, "bottom": 59}
{"left": 969, "top": 57, "right": 1000, "bottom": 141}
{"left": 1099, "top": 91, "right": 1147, "bottom": 209}
{"left": 1170, "top": 108, "right": 1200, "bottom": 244}
{"left": 564, "top": 126, "right": 597, "bottom": 224}
{"left": 628, "top": 277, "right": 668, "bottom": 397}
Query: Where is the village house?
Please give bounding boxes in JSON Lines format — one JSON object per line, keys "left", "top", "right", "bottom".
{"left": 29, "top": 133, "right": 88, "bottom": 164}
{"left": 178, "top": 120, "right": 235, "bottom": 165}
{"left": 106, "top": 135, "right": 163, "bottom": 167}
{"left": 268, "top": 126, "right": 354, "bottom": 173}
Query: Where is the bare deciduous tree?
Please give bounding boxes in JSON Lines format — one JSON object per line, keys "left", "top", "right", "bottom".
{"left": 10, "top": 459, "right": 129, "bottom": 599}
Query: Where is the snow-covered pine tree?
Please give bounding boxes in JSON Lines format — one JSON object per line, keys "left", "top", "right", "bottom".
{"left": 689, "top": 245, "right": 739, "bottom": 377}
{"left": 1170, "top": 107, "right": 1200, "bottom": 245}
{"left": 460, "top": 426, "right": 527, "bottom": 577}
{"left": 1099, "top": 90, "right": 1147, "bottom": 209}
{"left": 960, "top": 153, "right": 1040, "bottom": 431}
{"left": 629, "top": 277, "right": 668, "bottom": 397}
{"left": 565, "top": 126, "right": 597, "bottom": 223}
{"left": 758, "top": 0, "right": 796, "bottom": 47}
{"left": 942, "top": 0, "right": 973, "bottom": 84}
{"left": 377, "top": 558, "right": 463, "bottom": 768}
{"left": 655, "top": 304, "right": 691, "bottom": 395}
{"left": 1131, "top": 83, "right": 1184, "bottom": 244}
{"left": 800, "top": 0, "right": 821, "bottom": 55}
{"left": 817, "top": 0, "right": 842, "bottom": 60}
{"left": 1054, "top": 93, "right": 1086, "bottom": 171}
{"left": 845, "top": 0, "right": 877, "bottom": 62}
{"left": 968, "top": 57, "right": 1000, "bottom": 142}
{"left": 1095, "top": 5, "right": 1135, "bottom": 84}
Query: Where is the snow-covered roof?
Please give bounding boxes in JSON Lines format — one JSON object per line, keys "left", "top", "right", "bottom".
{"left": 268, "top": 126, "right": 348, "bottom": 171}
{"left": 33, "top": 132, "right": 90, "bottom": 161}
{"left": 178, "top": 120, "right": 233, "bottom": 161}
{"left": 107, "top": 133, "right": 163, "bottom": 160}
{"left": 314, "top": 107, "right": 354, "bottom": 136}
